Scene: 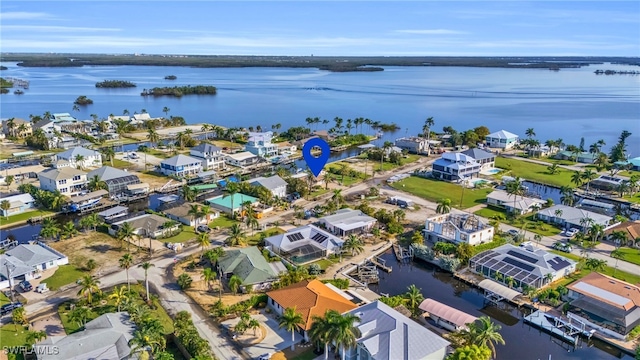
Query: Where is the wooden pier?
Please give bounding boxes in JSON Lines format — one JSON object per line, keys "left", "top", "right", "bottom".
{"left": 369, "top": 256, "right": 392, "bottom": 273}
{"left": 524, "top": 310, "right": 594, "bottom": 346}
{"left": 393, "top": 243, "right": 413, "bottom": 263}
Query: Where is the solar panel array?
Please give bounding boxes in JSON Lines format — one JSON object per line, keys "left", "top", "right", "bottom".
{"left": 287, "top": 232, "right": 304, "bottom": 242}
{"left": 311, "top": 233, "right": 328, "bottom": 243}
{"left": 548, "top": 256, "right": 571, "bottom": 271}
{"left": 507, "top": 250, "right": 538, "bottom": 264}
{"left": 503, "top": 257, "right": 535, "bottom": 272}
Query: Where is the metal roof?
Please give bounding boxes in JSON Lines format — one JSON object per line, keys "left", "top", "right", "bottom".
{"left": 419, "top": 298, "right": 478, "bottom": 328}
{"left": 478, "top": 279, "right": 522, "bottom": 301}
{"left": 69, "top": 190, "right": 108, "bottom": 204}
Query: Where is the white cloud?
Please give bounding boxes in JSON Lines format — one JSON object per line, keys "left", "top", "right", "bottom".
{"left": 2, "top": 25, "right": 121, "bottom": 32}
{"left": 395, "top": 29, "right": 467, "bottom": 35}
{"left": 0, "top": 12, "right": 54, "bottom": 20}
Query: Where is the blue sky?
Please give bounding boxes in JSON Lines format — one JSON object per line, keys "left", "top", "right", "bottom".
{"left": 1, "top": 1, "right": 639, "bottom": 56}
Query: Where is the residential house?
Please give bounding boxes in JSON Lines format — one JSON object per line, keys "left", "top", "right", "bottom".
{"left": 555, "top": 151, "right": 598, "bottom": 164}
{"left": 206, "top": 193, "right": 258, "bottom": 215}
{"left": 38, "top": 167, "right": 88, "bottom": 196}
{"left": 217, "top": 246, "right": 285, "bottom": 291}
{"left": 486, "top": 190, "right": 545, "bottom": 215}
{"left": 394, "top": 136, "right": 428, "bottom": 154}
{"left": 589, "top": 175, "right": 629, "bottom": 192}
{"left": 55, "top": 147, "right": 102, "bottom": 169}
{"left": 567, "top": 272, "right": 640, "bottom": 339}
{"left": 603, "top": 221, "right": 640, "bottom": 247}
{"left": 0, "top": 193, "right": 36, "bottom": 217}
{"left": 160, "top": 154, "right": 202, "bottom": 177}
{"left": 225, "top": 151, "right": 259, "bottom": 167}
{"left": 2, "top": 118, "right": 32, "bottom": 137}
{"left": 265, "top": 224, "right": 344, "bottom": 264}
{"left": 87, "top": 166, "right": 143, "bottom": 196}
{"left": 469, "top": 244, "right": 577, "bottom": 289}
{"left": 190, "top": 143, "right": 227, "bottom": 171}
{"left": 245, "top": 131, "right": 278, "bottom": 157}
{"left": 33, "top": 119, "right": 61, "bottom": 135}
{"left": 52, "top": 113, "right": 75, "bottom": 122}
{"left": 108, "top": 213, "right": 180, "bottom": 239}
{"left": 34, "top": 312, "right": 136, "bottom": 360}
{"left": 431, "top": 152, "right": 482, "bottom": 181}
{"left": 536, "top": 204, "right": 612, "bottom": 231}
{"left": 485, "top": 130, "right": 519, "bottom": 149}
{"left": 319, "top": 208, "right": 377, "bottom": 236}
{"left": 108, "top": 115, "right": 130, "bottom": 122}
{"left": 0, "top": 243, "right": 69, "bottom": 289}
{"left": 614, "top": 156, "right": 640, "bottom": 171}
{"left": 161, "top": 201, "right": 219, "bottom": 227}
{"left": 277, "top": 141, "right": 297, "bottom": 154}
{"left": 423, "top": 212, "right": 494, "bottom": 245}
{"left": 527, "top": 145, "right": 556, "bottom": 158}
{"left": 461, "top": 148, "right": 496, "bottom": 170}
{"left": 267, "top": 279, "right": 358, "bottom": 340}
{"left": 58, "top": 120, "right": 92, "bottom": 134}
{"left": 343, "top": 300, "right": 450, "bottom": 360}
{"left": 250, "top": 175, "right": 288, "bottom": 198}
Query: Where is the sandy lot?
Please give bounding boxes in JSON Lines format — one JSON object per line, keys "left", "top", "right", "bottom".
{"left": 31, "top": 312, "right": 65, "bottom": 337}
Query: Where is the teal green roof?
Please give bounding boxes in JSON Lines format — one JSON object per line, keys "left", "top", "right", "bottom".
{"left": 206, "top": 193, "right": 257, "bottom": 211}
{"left": 191, "top": 184, "right": 218, "bottom": 191}
{"left": 217, "top": 246, "right": 279, "bottom": 285}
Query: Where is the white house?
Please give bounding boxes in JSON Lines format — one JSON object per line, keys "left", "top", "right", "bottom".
{"left": 485, "top": 130, "right": 519, "bottom": 149}
{"left": 161, "top": 202, "right": 219, "bottom": 227}
{"left": 431, "top": 152, "right": 482, "bottom": 181}
{"left": 265, "top": 225, "right": 344, "bottom": 264}
{"left": 319, "top": 208, "right": 377, "bottom": 236}
{"left": 424, "top": 212, "right": 494, "bottom": 245}
{"left": 344, "top": 301, "right": 450, "bottom": 360}
{"left": 0, "top": 193, "right": 36, "bottom": 217}
{"left": 160, "top": 154, "right": 202, "bottom": 177}
{"left": 0, "top": 243, "right": 69, "bottom": 290}
{"left": 38, "top": 167, "right": 88, "bottom": 196}
{"left": 250, "top": 175, "right": 288, "bottom": 198}
{"left": 536, "top": 204, "right": 613, "bottom": 231}
{"left": 225, "top": 151, "right": 259, "bottom": 167}
{"left": 55, "top": 147, "right": 103, "bottom": 169}
{"left": 190, "top": 143, "right": 227, "bottom": 171}
{"left": 395, "top": 137, "right": 429, "bottom": 154}
{"left": 245, "top": 131, "right": 278, "bottom": 157}
{"left": 461, "top": 148, "right": 496, "bottom": 170}
{"left": 486, "top": 190, "right": 546, "bottom": 215}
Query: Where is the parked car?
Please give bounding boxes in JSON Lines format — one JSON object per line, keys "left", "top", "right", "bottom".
{"left": 0, "top": 302, "right": 23, "bottom": 315}
{"left": 554, "top": 242, "right": 573, "bottom": 253}
{"left": 35, "top": 283, "right": 50, "bottom": 294}
{"left": 19, "top": 281, "right": 33, "bottom": 292}
{"left": 257, "top": 354, "right": 272, "bottom": 360}
{"left": 197, "top": 225, "right": 212, "bottom": 233}
{"left": 565, "top": 228, "right": 579, "bottom": 237}
{"left": 507, "top": 229, "right": 520, "bottom": 237}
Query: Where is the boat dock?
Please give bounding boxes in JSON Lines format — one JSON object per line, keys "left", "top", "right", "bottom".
{"left": 0, "top": 238, "right": 18, "bottom": 251}
{"left": 524, "top": 310, "right": 594, "bottom": 346}
{"left": 369, "top": 256, "right": 392, "bottom": 273}
{"left": 393, "top": 243, "right": 413, "bottom": 263}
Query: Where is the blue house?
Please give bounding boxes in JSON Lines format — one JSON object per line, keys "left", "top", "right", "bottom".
{"left": 0, "top": 193, "right": 36, "bottom": 217}
{"left": 245, "top": 131, "right": 278, "bottom": 158}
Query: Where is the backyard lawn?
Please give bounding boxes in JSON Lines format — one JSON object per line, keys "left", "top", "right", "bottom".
{"left": 312, "top": 256, "right": 341, "bottom": 270}
{"left": 495, "top": 157, "right": 575, "bottom": 187}
{"left": 42, "top": 265, "right": 87, "bottom": 290}
{"left": 0, "top": 209, "right": 56, "bottom": 227}
{"left": 246, "top": 228, "right": 285, "bottom": 246}
{"left": 111, "top": 158, "right": 135, "bottom": 169}
{"left": 208, "top": 215, "right": 237, "bottom": 229}
{"left": 390, "top": 176, "right": 492, "bottom": 209}
{"left": 473, "top": 207, "right": 563, "bottom": 237}
{"left": 162, "top": 226, "right": 197, "bottom": 243}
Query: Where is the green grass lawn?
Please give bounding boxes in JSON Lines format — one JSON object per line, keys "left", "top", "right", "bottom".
{"left": 312, "top": 257, "right": 341, "bottom": 270}
{"left": 162, "top": 226, "right": 197, "bottom": 243}
{"left": 246, "top": 228, "right": 285, "bottom": 246}
{"left": 0, "top": 324, "right": 29, "bottom": 348}
{"left": 473, "top": 207, "right": 563, "bottom": 237}
{"left": 391, "top": 176, "right": 492, "bottom": 209}
{"left": 621, "top": 193, "right": 640, "bottom": 204}
{"left": 0, "top": 292, "right": 10, "bottom": 305}
{"left": 111, "top": 158, "right": 134, "bottom": 168}
{"left": 209, "top": 215, "right": 237, "bottom": 229}
{"left": 549, "top": 250, "right": 640, "bottom": 285}
{"left": 474, "top": 207, "right": 506, "bottom": 219}
{"left": 495, "top": 157, "right": 575, "bottom": 187}
{"left": 616, "top": 247, "right": 640, "bottom": 266}
{"left": 310, "top": 188, "right": 330, "bottom": 198}
{"left": 619, "top": 170, "right": 640, "bottom": 178}
{"left": 0, "top": 209, "right": 56, "bottom": 227}
{"left": 42, "top": 265, "right": 87, "bottom": 290}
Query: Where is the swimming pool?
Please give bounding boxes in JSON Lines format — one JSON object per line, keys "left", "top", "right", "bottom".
{"left": 485, "top": 168, "right": 501, "bottom": 174}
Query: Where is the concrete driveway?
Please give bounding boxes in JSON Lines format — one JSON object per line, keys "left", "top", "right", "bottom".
{"left": 222, "top": 312, "right": 303, "bottom": 359}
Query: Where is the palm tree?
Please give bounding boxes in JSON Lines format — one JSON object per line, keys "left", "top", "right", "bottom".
{"left": 228, "top": 274, "right": 243, "bottom": 295}
{"left": 139, "top": 262, "right": 155, "bottom": 300}
{"left": 279, "top": 307, "right": 305, "bottom": 350}
{"left": 188, "top": 204, "right": 203, "bottom": 232}
{"left": 423, "top": 117, "right": 435, "bottom": 155}
{"left": 323, "top": 173, "right": 334, "bottom": 190}
{"left": 11, "top": 307, "right": 27, "bottom": 331}
{"left": 247, "top": 318, "right": 261, "bottom": 336}
{"left": 1, "top": 200, "right": 10, "bottom": 219}
{"left": 436, "top": 198, "right": 451, "bottom": 214}
{"left": 68, "top": 306, "right": 91, "bottom": 327}
{"left": 547, "top": 163, "right": 559, "bottom": 174}
{"left": 162, "top": 106, "right": 170, "bottom": 117}
{"left": 571, "top": 171, "right": 584, "bottom": 189}
{"left": 560, "top": 186, "right": 575, "bottom": 206}
{"left": 109, "top": 285, "right": 129, "bottom": 312}
{"left": 226, "top": 223, "right": 245, "bottom": 247}
{"left": 467, "top": 316, "right": 505, "bottom": 358}
{"left": 581, "top": 169, "right": 597, "bottom": 192}
{"left": 117, "top": 221, "right": 135, "bottom": 251}
{"left": 61, "top": 221, "right": 78, "bottom": 239}
{"left": 381, "top": 141, "right": 393, "bottom": 170}
{"left": 505, "top": 177, "right": 525, "bottom": 214}
{"left": 101, "top": 147, "right": 115, "bottom": 167}
{"left": 610, "top": 249, "right": 625, "bottom": 276}
{"left": 181, "top": 184, "right": 196, "bottom": 202}
{"left": 147, "top": 128, "right": 160, "bottom": 148}
{"left": 77, "top": 275, "right": 101, "bottom": 305}
{"left": 202, "top": 268, "right": 217, "bottom": 291}
{"left": 40, "top": 218, "right": 61, "bottom": 240}
{"left": 224, "top": 182, "right": 239, "bottom": 219}
{"left": 309, "top": 311, "right": 334, "bottom": 360}
{"left": 329, "top": 312, "right": 362, "bottom": 360}
{"left": 342, "top": 235, "right": 364, "bottom": 257}
{"left": 525, "top": 128, "right": 536, "bottom": 139}
{"left": 26, "top": 330, "right": 47, "bottom": 345}
{"left": 119, "top": 253, "right": 134, "bottom": 291}
{"left": 331, "top": 189, "right": 344, "bottom": 205}
{"left": 505, "top": 276, "right": 515, "bottom": 289}
{"left": 404, "top": 284, "right": 424, "bottom": 314}
{"left": 197, "top": 232, "right": 210, "bottom": 257}
{"left": 87, "top": 175, "right": 108, "bottom": 191}
{"left": 585, "top": 258, "right": 607, "bottom": 272}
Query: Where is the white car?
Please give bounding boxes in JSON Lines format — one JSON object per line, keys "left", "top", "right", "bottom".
{"left": 35, "top": 284, "right": 50, "bottom": 294}
{"left": 565, "top": 228, "right": 579, "bottom": 237}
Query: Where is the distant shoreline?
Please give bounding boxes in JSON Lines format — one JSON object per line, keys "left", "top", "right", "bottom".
{"left": 2, "top": 54, "right": 639, "bottom": 72}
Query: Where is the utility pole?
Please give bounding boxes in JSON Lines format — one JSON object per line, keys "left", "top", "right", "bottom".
{"left": 5, "top": 263, "right": 15, "bottom": 303}
{"left": 147, "top": 220, "right": 152, "bottom": 256}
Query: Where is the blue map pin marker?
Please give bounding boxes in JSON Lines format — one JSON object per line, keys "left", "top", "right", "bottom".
{"left": 302, "top": 137, "right": 330, "bottom": 177}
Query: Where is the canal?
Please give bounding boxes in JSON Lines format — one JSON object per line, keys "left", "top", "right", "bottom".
{"left": 369, "top": 251, "right": 633, "bottom": 360}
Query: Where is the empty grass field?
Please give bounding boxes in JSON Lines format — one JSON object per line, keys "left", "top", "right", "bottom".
{"left": 390, "top": 176, "right": 492, "bottom": 209}
{"left": 495, "top": 157, "right": 575, "bottom": 187}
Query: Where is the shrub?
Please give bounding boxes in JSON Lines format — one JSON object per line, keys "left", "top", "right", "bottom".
{"left": 177, "top": 273, "right": 193, "bottom": 289}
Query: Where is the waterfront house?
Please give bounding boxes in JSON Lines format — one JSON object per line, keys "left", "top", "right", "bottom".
{"left": 394, "top": 136, "right": 428, "bottom": 154}
{"left": 277, "top": 141, "right": 297, "bottom": 154}
{"left": 566, "top": 272, "right": 640, "bottom": 339}
{"left": 461, "top": 148, "right": 496, "bottom": 170}
{"left": 38, "top": 167, "right": 88, "bottom": 196}
{"left": 55, "top": 147, "right": 102, "bottom": 169}
{"left": 527, "top": 145, "right": 556, "bottom": 158}
{"left": 614, "top": 156, "right": 640, "bottom": 171}
{"left": 485, "top": 130, "right": 519, "bottom": 150}
{"left": 267, "top": 279, "right": 358, "bottom": 341}
{"left": 206, "top": 193, "right": 258, "bottom": 215}
{"left": 588, "top": 175, "right": 629, "bottom": 192}
{"left": 160, "top": 154, "right": 202, "bottom": 178}
{"left": 535, "top": 204, "right": 612, "bottom": 231}
{"left": 225, "top": 151, "right": 259, "bottom": 167}
{"left": 486, "top": 190, "right": 545, "bottom": 215}
{"left": 34, "top": 312, "right": 136, "bottom": 360}
{"left": 108, "top": 213, "right": 179, "bottom": 239}
{"left": 52, "top": 113, "right": 75, "bottom": 122}
{"left": 431, "top": 152, "right": 482, "bottom": 181}
{"left": 318, "top": 208, "right": 377, "bottom": 236}
{"left": 190, "top": 142, "right": 227, "bottom": 171}
{"left": 343, "top": 300, "right": 450, "bottom": 360}
{"left": 554, "top": 151, "right": 598, "bottom": 164}
{"left": 603, "top": 221, "right": 640, "bottom": 247}
{"left": 33, "top": 119, "right": 61, "bottom": 135}
{"left": 2, "top": 118, "right": 32, "bottom": 138}
{"left": 245, "top": 131, "right": 278, "bottom": 158}
{"left": 419, "top": 298, "right": 478, "bottom": 332}
{"left": 265, "top": 224, "right": 344, "bottom": 264}
{"left": 87, "top": 166, "right": 142, "bottom": 196}
{"left": 0, "top": 193, "right": 36, "bottom": 217}
{"left": 250, "top": 175, "right": 288, "bottom": 199}
{"left": 423, "top": 212, "right": 494, "bottom": 246}
{"left": 0, "top": 243, "right": 69, "bottom": 290}
{"left": 469, "top": 244, "right": 577, "bottom": 289}
{"left": 217, "top": 246, "right": 285, "bottom": 292}
{"left": 161, "top": 201, "right": 219, "bottom": 227}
